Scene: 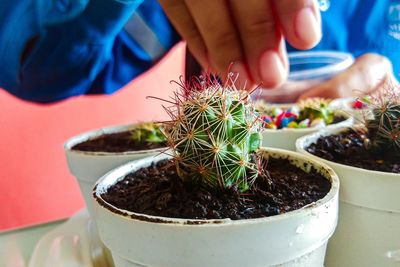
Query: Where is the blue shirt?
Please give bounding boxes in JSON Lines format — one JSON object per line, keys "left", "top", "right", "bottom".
{"left": 0, "top": 0, "right": 399, "bottom": 103}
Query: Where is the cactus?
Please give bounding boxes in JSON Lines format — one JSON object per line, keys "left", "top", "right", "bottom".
{"left": 130, "top": 122, "right": 166, "bottom": 144}
{"left": 298, "top": 98, "right": 333, "bottom": 124}
{"left": 364, "top": 86, "right": 400, "bottom": 151}
{"left": 163, "top": 74, "right": 262, "bottom": 192}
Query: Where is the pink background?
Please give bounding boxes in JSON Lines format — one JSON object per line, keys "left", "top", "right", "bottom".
{"left": 0, "top": 43, "right": 185, "bottom": 231}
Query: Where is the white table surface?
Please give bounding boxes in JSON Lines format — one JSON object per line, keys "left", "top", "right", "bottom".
{"left": 0, "top": 219, "right": 66, "bottom": 267}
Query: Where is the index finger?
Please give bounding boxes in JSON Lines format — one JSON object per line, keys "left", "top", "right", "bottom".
{"left": 273, "top": 0, "right": 322, "bottom": 49}
{"left": 230, "top": 0, "right": 288, "bottom": 88}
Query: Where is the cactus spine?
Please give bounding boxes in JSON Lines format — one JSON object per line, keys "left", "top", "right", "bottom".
{"left": 365, "top": 88, "right": 400, "bottom": 151}
{"left": 164, "top": 74, "right": 262, "bottom": 192}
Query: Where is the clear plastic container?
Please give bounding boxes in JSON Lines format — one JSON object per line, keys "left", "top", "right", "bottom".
{"left": 252, "top": 51, "right": 354, "bottom": 103}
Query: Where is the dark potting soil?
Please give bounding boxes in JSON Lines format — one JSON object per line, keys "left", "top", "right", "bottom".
{"left": 306, "top": 128, "right": 400, "bottom": 173}
{"left": 71, "top": 131, "right": 166, "bottom": 152}
{"left": 100, "top": 158, "right": 331, "bottom": 220}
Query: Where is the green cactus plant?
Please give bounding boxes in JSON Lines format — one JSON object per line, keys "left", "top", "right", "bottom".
{"left": 298, "top": 98, "right": 334, "bottom": 124}
{"left": 130, "top": 122, "right": 166, "bottom": 144}
{"left": 364, "top": 89, "right": 400, "bottom": 151}
{"left": 163, "top": 74, "right": 262, "bottom": 192}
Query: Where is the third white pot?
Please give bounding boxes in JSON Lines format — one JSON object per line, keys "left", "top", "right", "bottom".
{"left": 296, "top": 127, "right": 400, "bottom": 267}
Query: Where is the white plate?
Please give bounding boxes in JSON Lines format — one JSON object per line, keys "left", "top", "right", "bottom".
{"left": 28, "top": 209, "right": 113, "bottom": 267}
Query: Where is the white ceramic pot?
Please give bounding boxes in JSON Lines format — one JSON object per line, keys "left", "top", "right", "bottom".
{"left": 93, "top": 148, "right": 339, "bottom": 267}
{"left": 296, "top": 127, "right": 400, "bottom": 267}
{"left": 64, "top": 123, "right": 166, "bottom": 217}
{"left": 262, "top": 110, "right": 353, "bottom": 151}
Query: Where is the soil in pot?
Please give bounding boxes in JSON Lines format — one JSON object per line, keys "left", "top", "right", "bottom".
{"left": 72, "top": 131, "right": 166, "bottom": 152}
{"left": 306, "top": 128, "right": 400, "bottom": 173}
{"left": 99, "top": 157, "right": 331, "bottom": 220}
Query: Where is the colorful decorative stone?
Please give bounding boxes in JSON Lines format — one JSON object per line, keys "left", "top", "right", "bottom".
{"left": 352, "top": 99, "right": 364, "bottom": 109}
{"left": 298, "top": 119, "right": 310, "bottom": 128}
{"left": 281, "top": 117, "right": 290, "bottom": 128}
{"left": 264, "top": 122, "right": 277, "bottom": 129}
{"left": 262, "top": 115, "right": 273, "bottom": 123}
{"left": 275, "top": 111, "right": 298, "bottom": 128}
{"left": 271, "top": 108, "right": 283, "bottom": 117}
{"left": 287, "top": 121, "right": 298, "bottom": 128}
{"left": 256, "top": 98, "right": 337, "bottom": 130}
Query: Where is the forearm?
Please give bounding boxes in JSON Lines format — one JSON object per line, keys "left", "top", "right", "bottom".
{"left": 0, "top": 0, "right": 146, "bottom": 102}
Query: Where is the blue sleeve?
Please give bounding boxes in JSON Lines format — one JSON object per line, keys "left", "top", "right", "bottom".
{"left": 0, "top": 0, "right": 180, "bottom": 103}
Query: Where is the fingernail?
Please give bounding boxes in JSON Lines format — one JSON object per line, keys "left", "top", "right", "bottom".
{"left": 259, "top": 50, "right": 287, "bottom": 88}
{"left": 295, "top": 8, "right": 321, "bottom": 45}
{"left": 230, "top": 61, "right": 250, "bottom": 90}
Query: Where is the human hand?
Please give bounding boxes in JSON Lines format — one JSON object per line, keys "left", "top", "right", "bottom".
{"left": 159, "top": 0, "right": 322, "bottom": 89}
{"left": 298, "top": 53, "right": 397, "bottom": 100}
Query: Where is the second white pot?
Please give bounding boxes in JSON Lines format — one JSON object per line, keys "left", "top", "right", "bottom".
{"left": 262, "top": 110, "right": 353, "bottom": 151}
{"left": 296, "top": 127, "right": 400, "bottom": 267}
{"left": 64, "top": 123, "right": 166, "bottom": 217}
{"left": 93, "top": 148, "right": 339, "bottom": 267}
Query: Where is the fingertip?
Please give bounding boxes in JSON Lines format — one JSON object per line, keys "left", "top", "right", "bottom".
{"left": 259, "top": 50, "right": 288, "bottom": 88}
{"left": 293, "top": 7, "right": 322, "bottom": 49}
{"left": 274, "top": 0, "right": 322, "bottom": 50}
{"left": 230, "top": 61, "right": 254, "bottom": 91}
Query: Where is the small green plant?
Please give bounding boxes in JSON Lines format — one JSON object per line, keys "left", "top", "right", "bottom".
{"left": 364, "top": 85, "right": 400, "bottom": 151}
{"left": 130, "top": 122, "right": 166, "bottom": 144}
{"left": 298, "top": 98, "right": 334, "bottom": 124}
{"left": 163, "top": 74, "right": 262, "bottom": 192}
